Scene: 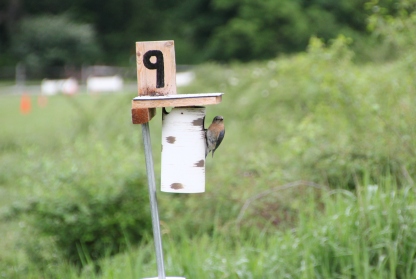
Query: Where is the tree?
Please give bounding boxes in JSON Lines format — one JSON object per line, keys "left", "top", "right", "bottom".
{"left": 12, "top": 14, "right": 100, "bottom": 77}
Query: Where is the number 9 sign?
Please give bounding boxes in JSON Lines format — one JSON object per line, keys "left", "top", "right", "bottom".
{"left": 136, "top": 40, "right": 177, "bottom": 96}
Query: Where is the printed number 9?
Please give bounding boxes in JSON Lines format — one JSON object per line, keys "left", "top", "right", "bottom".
{"left": 143, "top": 50, "right": 165, "bottom": 88}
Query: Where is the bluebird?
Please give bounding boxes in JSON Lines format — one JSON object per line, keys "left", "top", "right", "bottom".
{"left": 205, "top": 115, "right": 225, "bottom": 158}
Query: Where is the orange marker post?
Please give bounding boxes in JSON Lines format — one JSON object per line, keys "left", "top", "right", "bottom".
{"left": 20, "top": 94, "right": 31, "bottom": 114}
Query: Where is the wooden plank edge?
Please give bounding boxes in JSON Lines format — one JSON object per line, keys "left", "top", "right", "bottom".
{"left": 133, "top": 92, "right": 223, "bottom": 101}
{"left": 132, "top": 95, "right": 222, "bottom": 109}
{"left": 131, "top": 107, "right": 156, "bottom": 124}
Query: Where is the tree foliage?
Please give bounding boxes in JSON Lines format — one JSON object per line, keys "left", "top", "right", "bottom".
{"left": 12, "top": 14, "right": 100, "bottom": 76}
{"left": 1, "top": 0, "right": 416, "bottom": 65}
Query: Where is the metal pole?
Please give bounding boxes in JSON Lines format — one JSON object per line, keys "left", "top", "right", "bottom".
{"left": 141, "top": 122, "right": 166, "bottom": 279}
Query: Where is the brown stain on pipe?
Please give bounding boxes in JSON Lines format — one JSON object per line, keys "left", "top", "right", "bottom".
{"left": 194, "top": 160, "right": 204, "bottom": 168}
{"left": 166, "top": 136, "right": 176, "bottom": 144}
{"left": 192, "top": 117, "right": 204, "bottom": 126}
{"left": 171, "top": 183, "right": 184, "bottom": 189}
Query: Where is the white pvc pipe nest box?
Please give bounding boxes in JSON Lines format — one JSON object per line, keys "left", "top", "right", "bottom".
{"left": 161, "top": 107, "right": 206, "bottom": 193}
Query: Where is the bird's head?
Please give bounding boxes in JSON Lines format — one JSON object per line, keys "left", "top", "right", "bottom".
{"left": 212, "top": 115, "right": 224, "bottom": 123}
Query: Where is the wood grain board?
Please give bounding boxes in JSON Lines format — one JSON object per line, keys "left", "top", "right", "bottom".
{"left": 132, "top": 93, "right": 223, "bottom": 108}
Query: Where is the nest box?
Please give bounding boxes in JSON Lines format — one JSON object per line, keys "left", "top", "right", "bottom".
{"left": 132, "top": 40, "right": 223, "bottom": 193}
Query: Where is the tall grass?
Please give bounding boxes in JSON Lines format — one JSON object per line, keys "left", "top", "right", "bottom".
{"left": 30, "top": 179, "right": 415, "bottom": 279}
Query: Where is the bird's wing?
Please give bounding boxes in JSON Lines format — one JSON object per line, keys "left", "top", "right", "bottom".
{"left": 213, "top": 129, "right": 225, "bottom": 152}
{"left": 205, "top": 130, "right": 208, "bottom": 158}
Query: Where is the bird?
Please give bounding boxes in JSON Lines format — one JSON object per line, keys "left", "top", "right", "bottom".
{"left": 205, "top": 115, "right": 225, "bottom": 158}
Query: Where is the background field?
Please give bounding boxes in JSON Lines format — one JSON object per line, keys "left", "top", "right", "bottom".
{"left": 1, "top": 29, "right": 416, "bottom": 278}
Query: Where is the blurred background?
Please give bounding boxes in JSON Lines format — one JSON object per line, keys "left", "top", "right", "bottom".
{"left": 1, "top": 0, "right": 416, "bottom": 278}
{"left": 0, "top": 0, "right": 406, "bottom": 78}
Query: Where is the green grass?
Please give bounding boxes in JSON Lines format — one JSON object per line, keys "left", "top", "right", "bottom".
{"left": 1, "top": 35, "right": 416, "bottom": 278}
{"left": 8, "top": 181, "right": 415, "bottom": 279}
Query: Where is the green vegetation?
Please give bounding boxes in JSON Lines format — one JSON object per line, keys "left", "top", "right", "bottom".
{"left": 1, "top": 4, "right": 416, "bottom": 278}
{"left": 11, "top": 14, "right": 101, "bottom": 78}
{"left": 1, "top": 0, "right": 415, "bottom": 65}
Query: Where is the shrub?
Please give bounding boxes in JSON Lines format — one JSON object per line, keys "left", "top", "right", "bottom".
{"left": 23, "top": 173, "right": 151, "bottom": 268}
{"left": 12, "top": 14, "right": 101, "bottom": 77}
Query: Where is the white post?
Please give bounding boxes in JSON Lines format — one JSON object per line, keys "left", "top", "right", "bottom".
{"left": 15, "top": 63, "right": 25, "bottom": 94}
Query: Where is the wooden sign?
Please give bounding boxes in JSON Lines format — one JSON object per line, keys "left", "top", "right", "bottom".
{"left": 132, "top": 40, "right": 223, "bottom": 124}
{"left": 136, "top": 40, "right": 176, "bottom": 96}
